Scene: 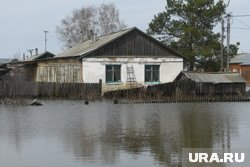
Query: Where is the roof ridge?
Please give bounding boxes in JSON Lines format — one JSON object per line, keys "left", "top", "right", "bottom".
{"left": 96, "top": 27, "right": 135, "bottom": 38}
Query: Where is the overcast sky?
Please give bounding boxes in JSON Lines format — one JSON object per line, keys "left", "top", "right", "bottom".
{"left": 0, "top": 0, "right": 250, "bottom": 58}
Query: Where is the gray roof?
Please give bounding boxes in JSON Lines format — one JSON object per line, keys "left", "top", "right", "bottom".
{"left": 56, "top": 28, "right": 133, "bottom": 58}
{"left": 179, "top": 72, "right": 246, "bottom": 83}
{"left": 55, "top": 27, "right": 183, "bottom": 59}
{"left": 230, "top": 53, "right": 250, "bottom": 65}
{"left": 0, "top": 58, "right": 10, "bottom": 65}
{"left": 26, "top": 51, "right": 55, "bottom": 61}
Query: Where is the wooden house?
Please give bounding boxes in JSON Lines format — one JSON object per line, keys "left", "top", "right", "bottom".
{"left": 174, "top": 72, "right": 246, "bottom": 97}
{"left": 230, "top": 53, "right": 250, "bottom": 85}
{"left": 6, "top": 27, "right": 184, "bottom": 93}
{"left": 7, "top": 52, "right": 56, "bottom": 81}
{"left": 53, "top": 27, "right": 184, "bottom": 92}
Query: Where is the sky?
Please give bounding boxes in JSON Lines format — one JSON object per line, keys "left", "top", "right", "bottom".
{"left": 0, "top": 0, "right": 250, "bottom": 59}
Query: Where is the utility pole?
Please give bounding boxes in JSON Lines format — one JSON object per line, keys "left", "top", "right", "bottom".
{"left": 220, "top": 19, "right": 225, "bottom": 72}
{"left": 226, "top": 14, "right": 231, "bottom": 72}
{"left": 44, "top": 30, "right": 48, "bottom": 52}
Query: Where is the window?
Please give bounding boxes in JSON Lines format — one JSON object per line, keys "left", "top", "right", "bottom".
{"left": 106, "top": 65, "right": 121, "bottom": 83}
{"left": 145, "top": 65, "right": 160, "bottom": 82}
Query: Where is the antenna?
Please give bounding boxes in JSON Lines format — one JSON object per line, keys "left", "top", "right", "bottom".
{"left": 27, "top": 49, "right": 33, "bottom": 56}
{"left": 44, "top": 30, "right": 48, "bottom": 51}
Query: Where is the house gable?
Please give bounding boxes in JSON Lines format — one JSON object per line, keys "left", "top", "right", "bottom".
{"left": 84, "top": 28, "right": 183, "bottom": 59}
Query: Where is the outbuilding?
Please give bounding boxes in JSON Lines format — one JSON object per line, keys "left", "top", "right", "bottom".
{"left": 174, "top": 72, "right": 246, "bottom": 97}
{"left": 230, "top": 53, "right": 250, "bottom": 85}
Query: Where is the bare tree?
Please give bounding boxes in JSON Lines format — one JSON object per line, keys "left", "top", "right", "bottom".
{"left": 56, "top": 3, "right": 127, "bottom": 48}
{"left": 98, "top": 3, "right": 127, "bottom": 35}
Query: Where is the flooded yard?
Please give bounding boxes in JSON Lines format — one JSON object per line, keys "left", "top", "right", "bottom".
{"left": 0, "top": 100, "right": 250, "bottom": 167}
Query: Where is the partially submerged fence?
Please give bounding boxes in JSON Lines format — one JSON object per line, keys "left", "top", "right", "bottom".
{"left": 0, "top": 80, "right": 102, "bottom": 99}
{"left": 104, "top": 81, "right": 247, "bottom": 101}
{"left": 104, "top": 82, "right": 176, "bottom": 99}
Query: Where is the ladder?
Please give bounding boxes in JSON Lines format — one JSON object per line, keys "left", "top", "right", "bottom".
{"left": 126, "top": 65, "right": 136, "bottom": 85}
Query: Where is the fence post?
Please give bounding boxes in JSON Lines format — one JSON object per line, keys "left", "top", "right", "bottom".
{"left": 99, "top": 79, "right": 102, "bottom": 96}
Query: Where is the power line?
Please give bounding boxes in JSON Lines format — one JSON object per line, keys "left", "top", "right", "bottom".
{"left": 231, "top": 15, "right": 250, "bottom": 17}
{"left": 234, "top": 17, "right": 250, "bottom": 29}
{"left": 231, "top": 27, "right": 250, "bottom": 30}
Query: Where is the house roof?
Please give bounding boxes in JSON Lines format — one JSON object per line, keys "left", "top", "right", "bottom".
{"left": 55, "top": 27, "right": 184, "bottom": 59}
{"left": 0, "top": 58, "right": 10, "bottom": 65}
{"left": 230, "top": 53, "right": 250, "bottom": 65}
{"left": 25, "top": 51, "right": 55, "bottom": 61}
{"left": 176, "top": 71, "right": 246, "bottom": 83}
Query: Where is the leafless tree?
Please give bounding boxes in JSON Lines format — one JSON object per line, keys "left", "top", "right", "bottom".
{"left": 98, "top": 3, "right": 127, "bottom": 35}
{"left": 56, "top": 3, "right": 127, "bottom": 48}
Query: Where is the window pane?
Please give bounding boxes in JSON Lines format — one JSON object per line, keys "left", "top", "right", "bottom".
{"left": 145, "top": 71, "right": 151, "bottom": 82}
{"left": 106, "top": 65, "right": 112, "bottom": 71}
{"left": 106, "top": 71, "right": 113, "bottom": 82}
{"left": 145, "top": 65, "right": 151, "bottom": 71}
{"left": 113, "top": 65, "right": 120, "bottom": 70}
{"left": 153, "top": 70, "right": 159, "bottom": 81}
{"left": 106, "top": 65, "right": 121, "bottom": 83}
{"left": 153, "top": 65, "right": 160, "bottom": 71}
{"left": 145, "top": 65, "right": 160, "bottom": 82}
{"left": 114, "top": 71, "right": 121, "bottom": 81}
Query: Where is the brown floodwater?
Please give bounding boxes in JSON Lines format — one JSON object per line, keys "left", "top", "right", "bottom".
{"left": 0, "top": 100, "right": 250, "bottom": 167}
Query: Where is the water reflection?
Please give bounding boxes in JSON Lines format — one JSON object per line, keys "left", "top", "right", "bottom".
{"left": 0, "top": 101, "right": 249, "bottom": 167}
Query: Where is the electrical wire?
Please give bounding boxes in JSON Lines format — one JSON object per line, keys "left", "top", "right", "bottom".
{"left": 234, "top": 17, "right": 250, "bottom": 29}
{"left": 231, "top": 27, "right": 250, "bottom": 30}
{"left": 232, "top": 15, "right": 250, "bottom": 17}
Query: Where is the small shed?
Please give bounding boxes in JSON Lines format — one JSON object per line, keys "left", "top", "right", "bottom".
{"left": 6, "top": 52, "right": 56, "bottom": 81}
{"left": 230, "top": 53, "right": 250, "bottom": 85}
{"left": 174, "top": 72, "right": 246, "bottom": 97}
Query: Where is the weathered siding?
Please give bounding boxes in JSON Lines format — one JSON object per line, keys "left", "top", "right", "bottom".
{"left": 104, "top": 81, "right": 246, "bottom": 100}
{"left": 230, "top": 63, "right": 241, "bottom": 73}
{"left": 4, "top": 63, "right": 37, "bottom": 81}
{"left": 36, "top": 58, "right": 82, "bottom": 83}
{"left": 0, "top": 80, "right": 101, "bottom": 99}
{"left": 174, "top": 74, "right": 246, "bottom": 97}
{"left": 241, "top": 65, "right": 250, "bottom": 85}
{"left": 87, "top": 30, "right": 180, "bottom": 58}
{"left": 230, "top": 63, "right": 250, "bottom": 85}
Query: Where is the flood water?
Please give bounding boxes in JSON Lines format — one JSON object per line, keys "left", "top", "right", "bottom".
{"left": 0, "top": 100, "right": 250, "bottom": 167}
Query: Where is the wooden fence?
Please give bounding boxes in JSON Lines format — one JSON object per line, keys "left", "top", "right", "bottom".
{"left": 104, "top": 81, "right": 247, "bottom": 100}
{"left": 104, "top": 82, "right": 176, "bottom": 99}
{"left": 0, "top": 80, "right": 102, "bottom": 99}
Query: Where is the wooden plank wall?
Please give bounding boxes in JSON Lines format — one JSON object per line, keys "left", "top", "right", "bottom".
{"left": 36, "top": 65, "right": 82, "bottom": 83}
{"left": 104, "top": 81, "right": 246, "bottom": 99}
{"left": 0, "top": 80, "right": 102, "bottom": 99}
{"left": 88, "top": 30, "right": 177, "bottom": 57}
{"left": 104, "top": 82, "right": 176, "bottom": 99}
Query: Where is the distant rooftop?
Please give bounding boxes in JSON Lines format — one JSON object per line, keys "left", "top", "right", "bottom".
{"left": 230, "top": 53, "right": 250, "bottom": 65}
{"left": 25, "top": 51, "right": 55, "bottom": 61}
{"left": 176, "top": 71, "right": 246, "bottom": 83}
{"left": 0, "top": 58, "right": 10, "bottom": 65}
